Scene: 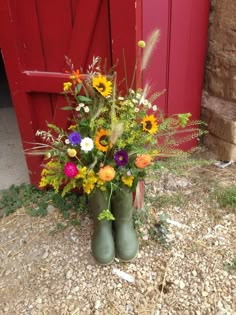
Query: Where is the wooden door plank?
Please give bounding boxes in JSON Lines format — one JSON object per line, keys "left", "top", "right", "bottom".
{"left": 35, "top": 0, "right": 73, "bottom": 71}
{"left": 142, "top": 0, "right": 171, "bottom": 113}
{"left": 168, "top": 0, "right": 210, "bottom": 117}
{"left": 109, "top": 0, "right": 138, "bottom": 94}
{"left": 0, "top": 0, "right": 43, "bottom": 185}
{"left": 9, "top": 0, "right": 54, "bottom": 130}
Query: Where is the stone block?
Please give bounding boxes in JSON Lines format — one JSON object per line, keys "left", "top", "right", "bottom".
{"left": 201, "top": 95, "right": 236, "bottom": 144}
{"left": 203, "top": 133, "right": 236, "bottom": 161}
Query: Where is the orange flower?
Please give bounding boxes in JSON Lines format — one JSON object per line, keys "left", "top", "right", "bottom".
{"left": 135, "top": 154, "right": 152, "bottom": 169}
{"left": 70, "top": 69, "right": 83, "bottom": 83}
{"left": 98, "top": 165, "right": 116, "bottom": 181}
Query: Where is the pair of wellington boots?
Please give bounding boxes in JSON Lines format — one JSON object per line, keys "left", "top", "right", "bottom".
{"left": 89, "top": 188, "right": 139, "bottom": 265}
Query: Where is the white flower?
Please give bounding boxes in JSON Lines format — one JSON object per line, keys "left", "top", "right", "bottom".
{"left": 134, "top": 108, "right": 139, "bottom": 112}
{"left": 84, "top": 106, "right": 90, "bottom": 113}
{"left": 153, "top": 105, "right": 157, "bottom": 111}
{"left": 143, "top": 100, "right": 149, "bottom": 106}
{"left": 148, "top": 102, "right": 152, "bottom": 109}
{"left": 75, "top": 103, "right": 85, "bottom": 111}
{"left": 129, "top": 89, "right": 135, "bottom": 94}
{"left": 65, "top": 139, "right": 70, "bottom": 144}
{"left": 132, "top": 99, "right": 138, "bottom": 104}
{"left": 118, "top": 96, "right": 124, "bottom": 101}
{"left": 136, "top": 93, "right": 141, "bottom": 99}
{"left": 80, "top": 137, "right": 94, "bottom": 153}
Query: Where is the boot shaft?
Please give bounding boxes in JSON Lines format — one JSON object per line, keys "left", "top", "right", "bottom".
{"left": 111, "top": 187, "right": 134, "bottom": 219}
{"left": 88, "top": 189, "right": 109, "bottom": 221}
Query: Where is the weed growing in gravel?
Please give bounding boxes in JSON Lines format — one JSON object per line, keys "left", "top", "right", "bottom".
{"left": 0, "top": 184, "right": 88, "bottom": 225}
{"left": 0, "top": 184, "right": 52, "bottom": 217}
{"left": 224, "top": 258, "right": 236, "bottom": 273}
{"left": 212, "top": 185, "right": 236, "bottom": 211}
{"left": 150, "top": 213, "right": 171, "bottom": 249}
{"left": 148, "top": 192, "right": 186, "bottom": 208}
{"left": 134, "top": 206, "right": 171, "bottom": 249}
{"left": 152, "top": 154, "right": 213, "bottom": 175}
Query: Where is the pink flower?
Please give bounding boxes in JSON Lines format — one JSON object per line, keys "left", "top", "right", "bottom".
{"left": 64, "top": 162, "right": 78, "bottom": 178}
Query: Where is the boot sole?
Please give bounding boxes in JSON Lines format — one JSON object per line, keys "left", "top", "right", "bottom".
{"left": 116, "top": 246, "right": 139, "bottom": 263}
{"left": 93, "top": 255, "right": 115, "bottom": 266}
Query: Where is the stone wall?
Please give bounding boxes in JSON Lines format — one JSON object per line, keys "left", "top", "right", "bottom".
{"left": 202, "top": 0, "right": 236, "bottom": 160}
{"left": 205, "top": 0, "right": 236, "bottom": 101}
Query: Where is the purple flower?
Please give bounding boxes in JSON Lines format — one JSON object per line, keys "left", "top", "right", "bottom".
{"left": 68, "top": 132, "right": 81, "bottom": 146}
{"left": 114, "top": 149, "right": 129, "bottom": 167}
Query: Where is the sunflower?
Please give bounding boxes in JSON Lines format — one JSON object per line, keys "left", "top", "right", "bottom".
{"left": 92, "top": 74, "right": 112, "bottom": 97}
{"left": 141, "top": 115, "right": 158, "bottom": 134}
{"left": 95, "top": 129, "right": 111, "bottom": 152}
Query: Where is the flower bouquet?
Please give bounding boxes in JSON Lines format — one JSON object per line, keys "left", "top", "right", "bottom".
{"left": 29, "top": 30, "right": 205, "bottom": 264}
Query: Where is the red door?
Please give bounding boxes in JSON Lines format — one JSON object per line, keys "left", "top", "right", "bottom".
{"left": 0, "top": 0, "right": 138, "bottom": 186}
{"left": 143, "top": 0, "right": 210, "bottom": 117}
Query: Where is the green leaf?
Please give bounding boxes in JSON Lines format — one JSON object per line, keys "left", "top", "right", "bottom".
{"left": 61, "top": 106, "right": 74, "bottom": 110}
{"left": 98, "top": 209, "right": 115, "bottom": 221}
{"left": 77, "top": 95, "right": 92, "bottom": 103}
{"left": 75, "top": 83, "right": 82, "bottom": 95}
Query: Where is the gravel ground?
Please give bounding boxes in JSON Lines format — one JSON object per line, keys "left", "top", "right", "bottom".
{"left": 0, "top": 159, "right": 235, "bottom": 315}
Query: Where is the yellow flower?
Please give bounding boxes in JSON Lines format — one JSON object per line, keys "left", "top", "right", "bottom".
{"left": 63, "top": 82, "right": 72, "bottom": 91}
{"left": 95, "top": 129, "right": 111, "bottom": 152}
{"left": 92, "top": 74, "right": 112, "bottom": 97}
{"left": 68, "top": 124, "right": 77, "bottom": 130}
{"left": 98, "top": 166, "right": 116, "bottom": 182}
{"left": 141, "top": 115, "right": 158, "bottom": 134}
{"left": 138, "top": 40, "right": 146, "bottom": 48}
{"left": 67, "top": 148, "right": 77, "bottom": 157}
{"left": 97, "top": 178, "right": 106, "bottom": 191}
{"left": 75, "top": 166, "right": 87, "bottom": 179}
{"left": 83, "top": 175, "right": 97, "bottom": 194}
{"left": 121, "top": 175, "right": 134, "bottom": 187}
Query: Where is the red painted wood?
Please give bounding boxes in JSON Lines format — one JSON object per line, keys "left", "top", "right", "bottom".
{"left": 142, "top": 0, "right": 171, "bottom": 112}
{"left": 22, "top": 71, "right": 70, "bottom": 93}
{"left": 109, "top": 0, "right": 140, "bottom": 93}
{"left": 0, "top": 0, "right": 42, "bottom": 185}
{"left": 168, "top": 0, "right": 210, "bottom": 118}
{"left": 35, "top": 1, "right": 72, "bottom": 71}
{"left": 10, "top": 0, "right": 54, "bottom": 131}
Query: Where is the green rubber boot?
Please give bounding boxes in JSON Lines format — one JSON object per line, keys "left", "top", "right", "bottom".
{"left": 111, "top": 188, "right": 139, "bottom": 262}
{"left": 88, "top": 189, "right": 115, "bottom": 265}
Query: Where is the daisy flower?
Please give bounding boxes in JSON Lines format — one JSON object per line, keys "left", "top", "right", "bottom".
{"left": 80, "top": 137, "right": 94, "bottom": 153}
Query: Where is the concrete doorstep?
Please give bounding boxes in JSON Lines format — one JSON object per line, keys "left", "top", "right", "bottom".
{"left": 0, "top": 107, "right": 30, "bottom": 191}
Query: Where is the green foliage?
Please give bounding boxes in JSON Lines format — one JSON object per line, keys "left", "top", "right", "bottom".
{"left": 148, "top": 192, "right": 186, "bottom": 209}
{"left": 0, "top": 184, "right": 52, "bottom": 217}
{"left": 133, "top": 206, "right": 171, "bottom": 249}
{"left": 213, "top": 185, "right": 236, "bottom": 210}
{"left": 0, "top": 184, "right": 88, "bottom": 222}
{"left": 52, "top": 192, "right": 88, "bottom": 219}
{"left": 98, "top": 209, "right": 115, "bottom": 221}
{"left": 150, "top": 213, "right": 171, "bottom": 249}
{"left": 152, "top": 155, "right": 213, "bottom": 175}
{"left": 224, "top": 258, "right": 236, "bottom": 273}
